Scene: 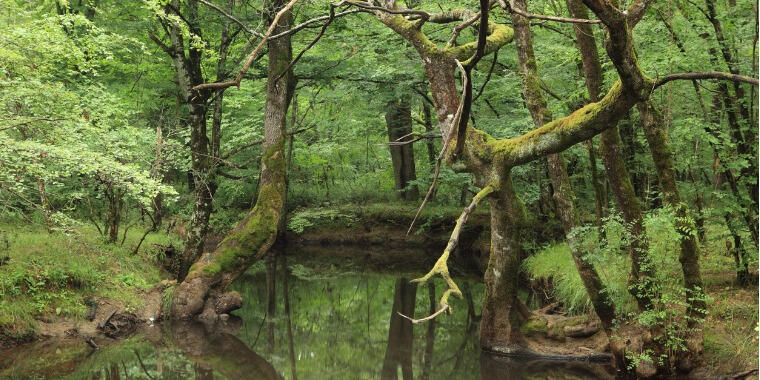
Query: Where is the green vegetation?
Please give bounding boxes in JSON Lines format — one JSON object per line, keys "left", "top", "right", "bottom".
{"left": 0, "top": 0, "right": 757, "bottom": 377}
{"left": 524, "top": 213, "right": 758, "bottom": 372}
{"left": 0, "top": 221, "right": 177, "bottom": 341}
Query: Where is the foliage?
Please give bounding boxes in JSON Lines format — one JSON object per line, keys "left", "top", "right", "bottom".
{"left": 0, "top": 220, "right": 173, "bottom": 338}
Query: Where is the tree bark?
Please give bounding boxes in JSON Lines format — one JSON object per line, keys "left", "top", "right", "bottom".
{"left": 480, "top": 174, "right": 527, "bottom": 353}
{"left": 386, "top": 96, "right": 420, "bottom": 200}
{"left": 566, "top": 0, "right": 658, "bottom": 313}
{"left": 637, "top": 102, "right": 706, "bottom": 319}
{"left": 171, "top": 0, "right": 294, "bottom": 320}
{"left": 512, "top": 1, "right": 622, "bottom": 366}
{"left": 157, "top": 0, "right": 216, "bottom": 281}
{"left": 637, "top": 101, "right": 706, "bottom": 369}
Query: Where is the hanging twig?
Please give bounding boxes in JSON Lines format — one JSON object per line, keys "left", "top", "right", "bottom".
{"left": 403, "top": 184, "right": 496, "bottom": 323}
{"left": 502, "top": 0, "right": 601, "bottom": 24}
{"left": 407, "top": 60, "right": 469, "bottom": 235}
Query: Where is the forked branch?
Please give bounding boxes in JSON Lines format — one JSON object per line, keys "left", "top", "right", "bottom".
{"left": 400, "top": 184, "right": 496, "bottom": 323}
{"left": 192, "top": 0, "right": 299, "bottom": 91}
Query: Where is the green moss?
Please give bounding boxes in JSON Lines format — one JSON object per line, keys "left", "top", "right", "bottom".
{"left": 186, "top": 136, "right": 287, "bottom": 281}
{"left": 447, "top": 23, "right": 514, "bottom": 62}
{"left": 490, "top": 79, "right": 626, "bottom": 166}
{"left": 520, "top": 316, "right": 548, "bottom": 335}
{"left": 202, "top": 262, "right": 222, "bottom": 276}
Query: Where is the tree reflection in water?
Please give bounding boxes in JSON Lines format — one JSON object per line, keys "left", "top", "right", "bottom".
{"left": 2, "top": 250, "right": 617, "bottom": 379}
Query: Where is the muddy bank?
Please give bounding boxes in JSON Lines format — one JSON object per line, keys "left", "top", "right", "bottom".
{"left": 0, "top": 283, "right": 167, "bottom": 350}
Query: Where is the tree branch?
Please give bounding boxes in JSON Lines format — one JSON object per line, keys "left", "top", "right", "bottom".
{"left": 407, "top": 61, "right": 469, "bottom": 235}
{"left": 654, "top": 71, "right": 759, "bottom": 89}
{"left": 409, "top": 183, "right": 496, "bottom": 320}
{"left": 192, "top": 0, "right": 299, "bottom": 91}
{"left": 198, "top": 0, "right": 263, "bottom": 37}
{"left": 504, "top": 0, "right": 601, "bottom": 24}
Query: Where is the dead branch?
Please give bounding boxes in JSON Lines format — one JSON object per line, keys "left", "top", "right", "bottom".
{"left": 198, "top": 0, "right": 262, "bottom": 37}
{"left": 503, "top": 0, "right": 601, "bottom": 24}
{"left": 397, "top": 304, "right": 449, "bottom": 324}
{"left": 408, "top": 184, "right": 496, "bottom": 322}
{"left": 407, "top": 60, "right": 469, "bottom": 235}
{"left": 654, "top": 71, "right": 759, "bottom": 89}
{"left": 447, "top": 11, "right": 480, "bottom": 47}
{"left": 388, "top": 131, "right": 442, "bottom": 146}
{"left": 275, "top": 3, "right": 341, "bottom": 82}
{"left": 192, "top": 0, "right": 299, "bottom": 91}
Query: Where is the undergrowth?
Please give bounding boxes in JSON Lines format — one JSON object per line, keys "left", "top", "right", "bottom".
{"left": 523, "top": 207, "right": 757, "bottom": 373}
{"left": 0, "top": 220, "right": 177, "bottom": 339}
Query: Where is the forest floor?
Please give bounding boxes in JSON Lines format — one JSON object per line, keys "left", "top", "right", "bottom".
{"left": 0, "top": 222, "right": 177, "bottom": 348}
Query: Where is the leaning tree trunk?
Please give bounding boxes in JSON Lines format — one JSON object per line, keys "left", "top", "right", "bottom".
{"left": 565, "top": 0, "right": 659, "bottom": 314}
{"left": 386, "top": 95, "right": 419, "bottom": 200}
{"left": 171, "top": 0, "right": 294, "bottom": 320}
{"left": 510, "top": 0, "right": 623, "bottom": 366}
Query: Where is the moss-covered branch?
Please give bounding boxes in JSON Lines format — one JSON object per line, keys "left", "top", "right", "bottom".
{"left": 412, "top": 183, "right": 496, "bottom": 311}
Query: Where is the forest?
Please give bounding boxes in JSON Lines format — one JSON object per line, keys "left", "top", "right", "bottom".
{"left": 0, "top": 0, "right": 758, "bottom": 378}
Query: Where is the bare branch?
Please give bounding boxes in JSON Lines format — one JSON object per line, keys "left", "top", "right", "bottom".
{"left": 387, "top": 131, "right": 442, "bottom": 145}
{"left": 147, "top": 31, "right": 175, "bottom": 57}
{"left": 198, "top": 0, "right": 263, "bottom": 37}
{"left": 222, "top": 125, "right": 313, "bottom": 160}
{"left": 454, "top": 59, "right": 473, "bottom": 156}
{"left": 473, "top": 49, "right": 498, "bottom": 103}
{"left": 343, "top": 0, "right": 431, "bottom": 20}
{"left": 447, "top": 11, "right": 481, "bottom": 47}
{"left": 407, "top": 61, "right": 469, "bottom": 235}
{"left": 275, "top": 4, "right": 339, "bottom": 82}
{"left": 397, "top": 304, "right": 449, "bottom": 324}
{"left": 409, "top": 184, "right": 497, "bottom": 318}
{"left": 654, "top": 71, "right": 759, "bottom": 89}
{"left": 192, "top": 0, "right": 299, "bottom": 91}
{"left": 503, "top": 0, "right": 601, "bottom": 24}
{"left": 269, "top": 8, "right": 362, "bottom": 40}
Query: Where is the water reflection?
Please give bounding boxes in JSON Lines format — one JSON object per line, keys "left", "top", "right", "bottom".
{"left": 1, "top": 249, "right": 614, "bottom": 379}
{"left": 380, "top": 278, "right": 416, "bottom": 380}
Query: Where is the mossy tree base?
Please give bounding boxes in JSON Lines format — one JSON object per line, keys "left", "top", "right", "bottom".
{"left": 170, "top": 0, "right": 294, "bottom": 320}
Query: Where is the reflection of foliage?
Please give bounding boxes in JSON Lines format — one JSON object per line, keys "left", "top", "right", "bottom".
{"left": 231, "top": 266, "right": 484, "bottom": 379}
{"left": 289, "top": 263, "right": 355, "bottom": 280}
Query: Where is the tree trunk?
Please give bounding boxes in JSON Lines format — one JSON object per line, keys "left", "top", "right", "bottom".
{"left": 637, "top": 102, "right": 706, "bottom": 370}
{"left": 170, "top": 0, "right": 294, "bottom": 320}
{"left": 160, "top": 0, "right": 216, "bottom": 282}
{"left": 512, "top": 1, "right": 622, "bottom": 366}
{"left": 106, "top": 185, "right": 123, "bottom": 244}
{"left": 480, "top": 174, "right": 526, "bottom": 353}
{"left": 386, "top": 96, "right": 419, "bottom": 200}
{"left": 566, "top": 0, "right": 659, "bottom": 313}
{"left": 692, "top": 80, "right": 759, "bottom": 245}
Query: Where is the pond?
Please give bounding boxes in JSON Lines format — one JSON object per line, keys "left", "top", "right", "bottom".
{"left": 0, "top": 249, "right": 615, "bottom": 379}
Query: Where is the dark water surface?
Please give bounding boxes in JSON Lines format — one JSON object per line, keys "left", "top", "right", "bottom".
{"left": 0, "top": 250, "right": 614, "bottom": 379}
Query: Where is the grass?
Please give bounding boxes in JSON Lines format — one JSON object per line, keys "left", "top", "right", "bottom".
{"left": 0, "top": 219, "right": 179, "bottom": 340}
{"left": 522, "top": 210, "right": 758, "bottom": 374}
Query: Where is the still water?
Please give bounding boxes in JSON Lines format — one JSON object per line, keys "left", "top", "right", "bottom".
{"left": 0, "top": 250, "right": 614, "bottom": 379}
